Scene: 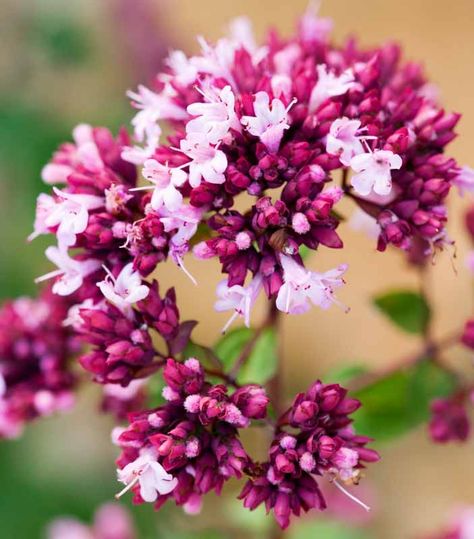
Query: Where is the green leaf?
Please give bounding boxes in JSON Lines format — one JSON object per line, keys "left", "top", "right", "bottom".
{"left": 325, "top": 364, "right": 369, "bottom": 385}
{"left": 299, "top": 245, "right": 311, "bottom": 261}
{"left": 214, "top": 327, "right": 278, "bottom": 385}
{"left": 214, "top": 327, "right": 254, "bottom": 371}
{"left": 238, "top": 327, "right": 278, "bottom": 385}
{"left": 373, "top": 290, "right": 430, "bottom": 334}
{"left": 182, "top": 340, "right": 211, "bottom": 364}
{"left": 352, "top": 359, "right": 456, "bottom": 441}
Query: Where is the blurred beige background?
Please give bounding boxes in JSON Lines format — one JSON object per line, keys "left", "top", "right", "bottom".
{"left": 1, "top": 0, "right": 473, "bottom": 537}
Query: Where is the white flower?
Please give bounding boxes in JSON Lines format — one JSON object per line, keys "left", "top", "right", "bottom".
{"left": 36, "top": 246, "right": 101, "bottom": 296}
{"left": 186, "top": 85, "right": 240, "bottom": 144}
{"left": 309, "top": 64, "right": 355, "bottom": 112}
{"left": 180, "top": 133, "right": 227, "bottom": 187}
{"left": 276, "top": 255, "right": 348, "bottom": 314}
{"left": 38, "top": 188, "right": 103, "bottom": 248}
{"left": 214, "top": 274, "right": 263, "bottom": 333}
{"left": 350, "top": 150, "right": 403, "bottom": 196}
{"left": 135, "top": 159, "right": 187, "bottom": 212}
{"left": 326, "top": 117, "right": 365, "bottom": 166}
{"left": 97, "top": 263, "right": 149, "bottom": 315}
{"left": 116, "top": 451, "right": 178, "bottom": 503}
{"left": 241, "top": 92, "right": 294, "bottom": 154}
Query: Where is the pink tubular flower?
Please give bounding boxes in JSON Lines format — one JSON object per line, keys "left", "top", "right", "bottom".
{"left": 241, "top": 92, "right": 293, "bottom": 154}
{"left": 139, "top": 159, "right": 187, "bottom": 212}
{"left": 309, "top": 64, "right": 355, "bottom": 112}
{"left": 127, "top": 84, "right": 187, "bottom": 143}
{"left": 180, "top": 133, "right": 227, "bottom": 186}
{"left": 41, "top": 123, "right": 104, "bottom": 185}
{"left": 97, "top": 263, "right": 149, "bottom": 315}
{"left": 36, "top": 246, "right": 101, "bottom": 296}
{"left": 276, "top": 255, "right": 347, "bottom": 314}
{"left": 326, "top": 117, "right": 365, "bottom": 166}
{"left": 350, "top": 149, "right": 403, "bottom": 196}
{"left": 214, "top": 274, "right": 263, "bottom": 332}
{"left": 186, "top": 84, "right": 240, "bottom": 144}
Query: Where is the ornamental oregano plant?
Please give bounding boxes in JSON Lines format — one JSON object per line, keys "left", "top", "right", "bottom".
{"left": 1, "top": 5, "right": 474, "bottom": 535}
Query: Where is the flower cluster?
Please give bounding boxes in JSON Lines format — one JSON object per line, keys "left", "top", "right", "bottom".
{"left": 428, "top": 395, "right": 470, "bottom": 444}
{"left": 0, "top": 288, "right": 77, "bottom": 438}
{"left": 115, "top": 358, "right": 269, "bottom": 514}
{"left": 239, "top": 380, "right": 379, "bottom": 529}
{"left": 16, "top": 3, "right": 470, "bottom": 530}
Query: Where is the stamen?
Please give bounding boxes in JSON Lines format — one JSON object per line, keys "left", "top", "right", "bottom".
{"left": 102, "top": 264, "right": 116, "bottom": 283}
{"left": 286, "top": 97, "right": 298, "bottom": 113}
{"left": 115, "top": 472, "right": 141, "bottom": 499}
{"left": 333, "top": 479, "right": 371, "bottom": 512}
{"left": 129, "top": 186, "right": 155, "bottom": 192}
{"left": 35, "top": 269, "right": 64, "bottom": 283}
{"left": 175, "top": 255, "right": 197, "bottom": 286}
{"left": 222, "top": 310, "right": 239, "bottom": 334}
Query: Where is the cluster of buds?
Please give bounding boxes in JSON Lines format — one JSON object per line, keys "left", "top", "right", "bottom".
{"left": 115, "top": 358, "right": 269, "bottom": 514}
{"left": 239, "top": 380, "right": 379, "bottom": 528}
{"left": 0, "top": 288, "right": 77, "bottom": 438}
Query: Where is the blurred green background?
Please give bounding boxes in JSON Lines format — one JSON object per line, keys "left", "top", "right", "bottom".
{"left": 1, "top": 1, "right": 473, "bottom": 538}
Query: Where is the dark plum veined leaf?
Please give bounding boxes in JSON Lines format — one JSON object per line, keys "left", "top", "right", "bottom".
{"left": 373, "top": 290, "right": 430, "bottom": 334}
{"left": 168, "top": 320, "right": 197, "bottom": 355}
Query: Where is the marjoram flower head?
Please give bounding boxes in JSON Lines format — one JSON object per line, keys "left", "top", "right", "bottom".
{"left": 3, "top": 1, "right": 474, "bottom": 536}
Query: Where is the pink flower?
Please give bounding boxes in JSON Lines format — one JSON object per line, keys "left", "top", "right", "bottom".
{"left": 166, "top": 50, "right": 199, "bottom": 87}
{"left": 97, "top": 263, "right": 149, "bottom": 315}
{"left": 40, "top": 188, "right": 103, "bottom": 248}
{"left": 350, "top": 150, "right": 403, "bottom": 196}
{"left": 63, "top": 299, "right": 99, "bottom": 329}
{"left": 298, "top": 2, "right": 333, "bottom": 44}
{"left": 116, "top": 450, "right": 178, "bottom": 502}
{"left": 28, "top": 193, "right": 56, "bottom": 241}
{"left": 36, "top": 247, "right": 101, "bottom": 296}
{"left": 241, "top": 92, "right": 293, "bottom": 154}
{"left": 326, "top": 117, "right": 365, "bottom": 166}
{"left": 309, "top": 64, "right": 355, "bottom": 112}
{"left": 47, "top": 503, "right": 136, "bottom": 539}
{"left": 453, "top": 166, "right": 474, "bottom": 196}
{"left": 348, "top": 208, "right": 381, "bottom": 239}
{"left": 276, "top": 255, "right": 348, "bottom": 314}
{"left": 137, "top": 160, "right": 187, "bottom": 212}
{"left": 41, "top": 124, "right": 104, "bottom": 184}
{"left": 186, "top": 84, "right": 240, "bottom": 144}
{"left": 180, "top": 133, "right": 227, "bottom": 186}
{"left": 127, "top": 84, "right": 187, "bottom": 143}
{"left": 191, "top": 37, "right": 237, "bottom": 86}
{"left": 160, "top": 205, "right": 204, "bottom": 284}
{"left": 214, "top": 274, "right": 263, "bottom": 332}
